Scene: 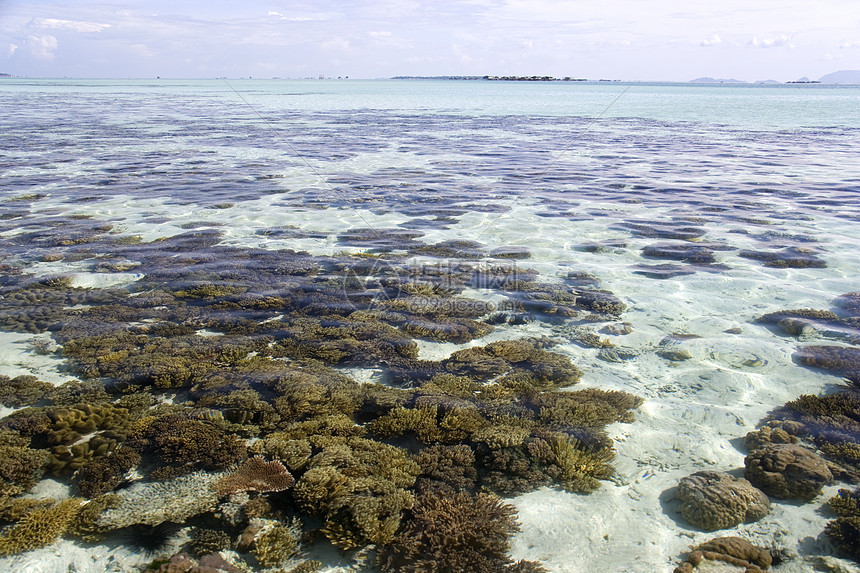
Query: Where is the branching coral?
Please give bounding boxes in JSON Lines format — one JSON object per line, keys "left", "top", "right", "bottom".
{"left": 249, "top": 518, "right": 304, "bottom": 567}
{"left": 794, "top": 345, "right": 860, "bottom": 373}
{"left": 73, "top": 444, "right": 141, "bottom": 497}
{"left": 0, "top": 497, "right": 84, "bottom": 556}
{"left": 0, "top": 444, "right": 50, "bottom": 496}
{"left": 96, "top": 471, "right": 222, "bottom": 529}
{"left": 413, "top": 444, "right": 478, "bottom": 494}
{"left": 376, "top": 491, "right": 541, "bottom": 573}
{"left": 825, "top": 487, "right": 860, "bottom": 561}
{"left": 131, "top": 414, "right": 247, "bottom": 480}
{"left": 292, "top": 436, "right": 420, "bottom": 549}
{"left": 0, "top": 375, "right": 54, "bottom": 407}
{"left": 544, "top": 434, "right": 614, "bottom": 493}
{"left": 368, "top": 404, "right": 444, "bottom": 443}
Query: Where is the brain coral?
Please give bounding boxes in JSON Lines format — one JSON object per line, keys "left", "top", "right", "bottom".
{"left": 674, "top": 536, "right": 773, "bottom": 573}
{"left": 675, "top": 471, "right": 770, "bottom": 531}
{"left": 744, "top": 444, "right": 832, "bottom": 500}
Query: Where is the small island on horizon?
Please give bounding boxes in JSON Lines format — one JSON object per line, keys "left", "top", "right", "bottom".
{"left": 391, "top": 70, "right": 860, "bottom": 85}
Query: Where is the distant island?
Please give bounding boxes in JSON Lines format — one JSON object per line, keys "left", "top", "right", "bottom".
{"left": 392, "top": 71, "right": 860, "bottom": 84}
{"left": 689, "top": 70, "right": 860, "bottom": 85}
{"left": 819, "top": 70, "right": 860, "bottom": 84}
{"left": 392, "top": 75, "right": 586, "bottom": 81}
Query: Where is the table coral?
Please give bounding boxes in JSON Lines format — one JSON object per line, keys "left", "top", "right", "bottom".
{"left": 215, "top": 456, "right": 294, "bottom": 497}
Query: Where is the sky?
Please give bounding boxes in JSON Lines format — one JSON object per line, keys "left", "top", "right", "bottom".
{"left": 1, "top": 0, "right": 859, "bottom": 81}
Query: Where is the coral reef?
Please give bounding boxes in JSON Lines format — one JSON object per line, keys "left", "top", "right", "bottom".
{"left": 824, "top": 487, "right": 860, "bottom": 561}
{"left": 0, "top": 375, "right": 54, "bottom": 407}
{"left": 96, "top": 471, "right": 222, "bottom": 529}
{"left": 675, "top": 471, "right": 770, "bottom": 531}
{"left": 795, "top": 346, "right": 860, "bottom": 372}
{"left": 130, "top": 414, "right": 247, "bottom": 480}
{"left": 147, "top": 552, "right": 245, "bottom": 573}
{"left": 744, "top": 444, "right": 832, "bottom": 500}
{"left": 250, "top": 518, "right": 304, "bottom": 567}
{"left": 377, "top": 491, "right": 543, "bottom": 573}
{"left": 738, "top": 246, "right": 827, "bottom": 268}
{"left": 215, "top": 456, "right": 294, "bottom": 497}
{"left": 189, "top": 528, "right": 231, "bottom": 557}
{"left": 0, "top": 212, "right": 637, "bottom": 566}
{"left": 0, "top": 497, "right": 83, "bottom": 556}
{"left": 0, "top": 443, "right": 50, "bottom": 496}
{"left": 73, "top": 445, "right": 141, "bottom": 497}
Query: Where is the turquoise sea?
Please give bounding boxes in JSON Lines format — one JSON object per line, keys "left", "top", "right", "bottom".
{"left": 1, "top": 79, "right": 860, "bottom": 572}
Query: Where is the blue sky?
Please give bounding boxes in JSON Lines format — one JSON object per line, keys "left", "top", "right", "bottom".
{"left": 1, "top": 0, "right": 858, "bottom": 80}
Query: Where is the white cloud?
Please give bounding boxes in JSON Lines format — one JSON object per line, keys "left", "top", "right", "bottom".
{"left": 700, "top": 34, "right": 722, "bottom": 47}
{"left": 321, "top": 38, "right": 350, "bottom": 51}
{"left": 129, "top": 43, "right": 154, "bottom": 57}
{"left": 7, "top": 43, "right": 18, "bottom": 57}
{"left": 839, "top": 41, "right": 859, "bottom": 49}
{"left": 369, "top": 31, "right": 392, "bottom": 37}
{"left": 751, "top": 34, "right": 791, "bottom": 48}
{"left": 34, "top": 18, "right": 111, "bottom": 33}
{"left": 26, "top": 35, "right": 58, "bottom": 60}
{"left": 267, "top": 10, "right": 317, "bottom": 21}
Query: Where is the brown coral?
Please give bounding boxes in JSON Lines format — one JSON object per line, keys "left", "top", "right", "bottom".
{"left": 744, "top": 444, "right": 832, "bottom": 500}
{"left": 674, "top": 536, "right": 773, "bottom": 573}
{"left": 377, "top": 491, "right": 531, "bottom": 573}
{"left": 675, "top": 471, "right": 770, "bottom": 531}
{"left": 215, "top": 456, "right": 295, "bottom": 497}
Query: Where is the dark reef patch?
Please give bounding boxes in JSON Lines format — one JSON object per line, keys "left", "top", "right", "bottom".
{"left": 0, "top": 215, "right": 640, "bottom": 567}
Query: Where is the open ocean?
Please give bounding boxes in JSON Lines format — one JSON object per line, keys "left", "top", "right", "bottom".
{"left": 1, "top": 79, "right": 860, "bottom": 572}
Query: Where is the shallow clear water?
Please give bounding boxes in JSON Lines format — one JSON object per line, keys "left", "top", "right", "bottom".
{"left": 1, "top": 79, "right": 860, "bottom": 572}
